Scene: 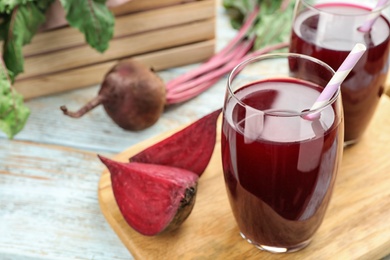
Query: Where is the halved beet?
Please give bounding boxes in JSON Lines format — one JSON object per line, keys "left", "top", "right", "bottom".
{"left": 129, "top": 108, "right": 222, "bottom": 176}
{"left": 99, "top": 155, "right": 198, "bottom": 236}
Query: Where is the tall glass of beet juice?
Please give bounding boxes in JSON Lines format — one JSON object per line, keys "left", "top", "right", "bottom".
{"left": 290, "top": 0, "right": 390, "bottom": 145}
{"left": 221, "top": 53, "right": 344, "bottom": 253}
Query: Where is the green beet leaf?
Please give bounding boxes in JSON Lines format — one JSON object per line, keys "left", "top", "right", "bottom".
{"left": 35, "top": 0, "right": 56, "bottom": 10}
{"left": 0, "top": 0, "right": 116, "bottom": 137}
{"left": 2, "top": 2, "right": 46, "bottom": 76}
{"left": 0, "top": 0, "right": 25, "bottom": 13}
{"left": 223, "top": 0, "right": 295, "bottom": 50}
{"left": 0, "top": 67, "right": 30, "bottom": 139}
{"left": 60, "top": 0, "right": 115, "bottom": 53}
{"left": 223, "top": 0, "right": 258, "bottom": 29}
{"left": 253, "top": 0, "right": 295, "bottom": 50}
{"left": 0, "top": 0, "right": 54, "bottom": 13}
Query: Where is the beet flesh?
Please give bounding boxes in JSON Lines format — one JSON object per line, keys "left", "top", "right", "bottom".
{"left": 98, "top": 155, "right": 198, "bottom": 236}
{"left": 61, "top": 59, "right": 166, "bottom": 131}
{"left": 130, "top": 108, "right": 222, "bottom": 176}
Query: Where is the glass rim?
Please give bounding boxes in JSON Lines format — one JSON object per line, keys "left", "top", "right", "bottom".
{"left": 227, "top": 53, "right": 339, "bottom": 118}
{"left": 301, "top": 0, "right": 390, "bottom": 16}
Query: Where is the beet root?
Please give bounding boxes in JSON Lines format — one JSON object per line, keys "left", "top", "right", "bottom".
{"left": 60, "top": 59, "right": 166, "bottom": 131}
{"left": 98, "top": 155, "right": 198, "bottom": 236}
{"left": 130, "top": 108, "right": 222, "bottom": 177}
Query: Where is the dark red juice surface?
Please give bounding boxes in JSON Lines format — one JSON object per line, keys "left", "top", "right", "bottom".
{"left": 290, "top": 3, "right": 390, "bottom": 142}
{"left": 221, "top": 79, "right": 342, "bottom": 248}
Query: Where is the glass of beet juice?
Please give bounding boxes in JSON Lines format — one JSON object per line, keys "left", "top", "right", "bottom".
{"left": 221, "top": 53, "right": 344, "bottom": 253}
{"left": 289, "top": 0, "right": 390, "bottom": 145}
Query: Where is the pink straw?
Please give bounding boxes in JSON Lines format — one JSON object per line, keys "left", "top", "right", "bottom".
{"left": 358, "top": 0, "right": 389, "bottom": 32}
{"left": 305, "top": 43, "right": 367, "bottom": 120}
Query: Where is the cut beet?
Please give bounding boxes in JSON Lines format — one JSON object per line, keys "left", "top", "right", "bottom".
{"left": 130, "top": 108, "right": 222, "bottom": 176}
{"left": 98, "top": 155, "right": 198, "bottom": 236}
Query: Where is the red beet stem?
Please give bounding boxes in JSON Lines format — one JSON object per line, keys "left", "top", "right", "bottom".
{"left": 281, "top": 0, "right": 293, "bottom": 11}
{"left": 60, "top": 95, "right": 105, "bottom": 118}
{"left": 167, "top": 78, "right": 221, "bottom": 105}
{"left": 167, "top": 38, "right": 254, "bottom": 95}
{"left": 166, "top": 42, "right": 289, "bottom": 104}
{"left": 165, "top": 6, "right": 260, "bottom": 90}
{"left": 163, "top": 4, "right": 293, "bottom": 105}
{"left": 166, "top": 41, "right": 245, "bottom": 92}
{"left": 208, "top": 5, "right": 260, "bottom": 61}
{"left": 245, "top": 42, "right": 289, "bottom": 60}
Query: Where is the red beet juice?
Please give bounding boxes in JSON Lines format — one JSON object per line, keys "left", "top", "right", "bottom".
{"left": 290, "top": 3, "right": 390, "bottom": 143}
{"left": 221, "top": 78, "right": 343, "bottom": 251}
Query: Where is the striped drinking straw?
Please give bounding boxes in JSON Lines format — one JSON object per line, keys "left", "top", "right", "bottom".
{"left": 305, "top": 43, "right": 367, "bottom": 120}
{"left": 358, "top": 0, "right": 389, "bottom": 32}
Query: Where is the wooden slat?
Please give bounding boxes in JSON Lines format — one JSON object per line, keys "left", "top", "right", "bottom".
{"left": 14, "top": 40, "right": 215, "bottom": 100}
{"left": 17, "top": 18, "right": 215, "bottom": 80}
{"left": 110, "top": 0, "right": 200, "bottom": 16}
{"left": 23, "top": 0, "right": 215, "bottom": 57}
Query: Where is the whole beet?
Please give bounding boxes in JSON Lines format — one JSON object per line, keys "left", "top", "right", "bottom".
{"left": 60, "top": 59, "right": 166, "bottom": 131}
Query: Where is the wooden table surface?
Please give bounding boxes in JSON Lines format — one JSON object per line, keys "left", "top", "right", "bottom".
{"left": 1, "top": 4, "right": 390, "bottom": 260}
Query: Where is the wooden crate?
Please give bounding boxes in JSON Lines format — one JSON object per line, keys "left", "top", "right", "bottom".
{"left": 14, "top": 0, "right": 216, "bottom": 99}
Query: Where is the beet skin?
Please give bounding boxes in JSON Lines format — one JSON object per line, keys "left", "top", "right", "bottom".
{"left": 130, "top": 108, "right": 222, "bottom": 176}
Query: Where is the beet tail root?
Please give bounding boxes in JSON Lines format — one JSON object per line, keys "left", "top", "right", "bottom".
{"left": 60, "top": 95, "right": 105, "bottom": 118}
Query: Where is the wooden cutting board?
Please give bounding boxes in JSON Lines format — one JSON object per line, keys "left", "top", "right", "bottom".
{"left": 98, "top": 96, "right": 390, "bottom": 260}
